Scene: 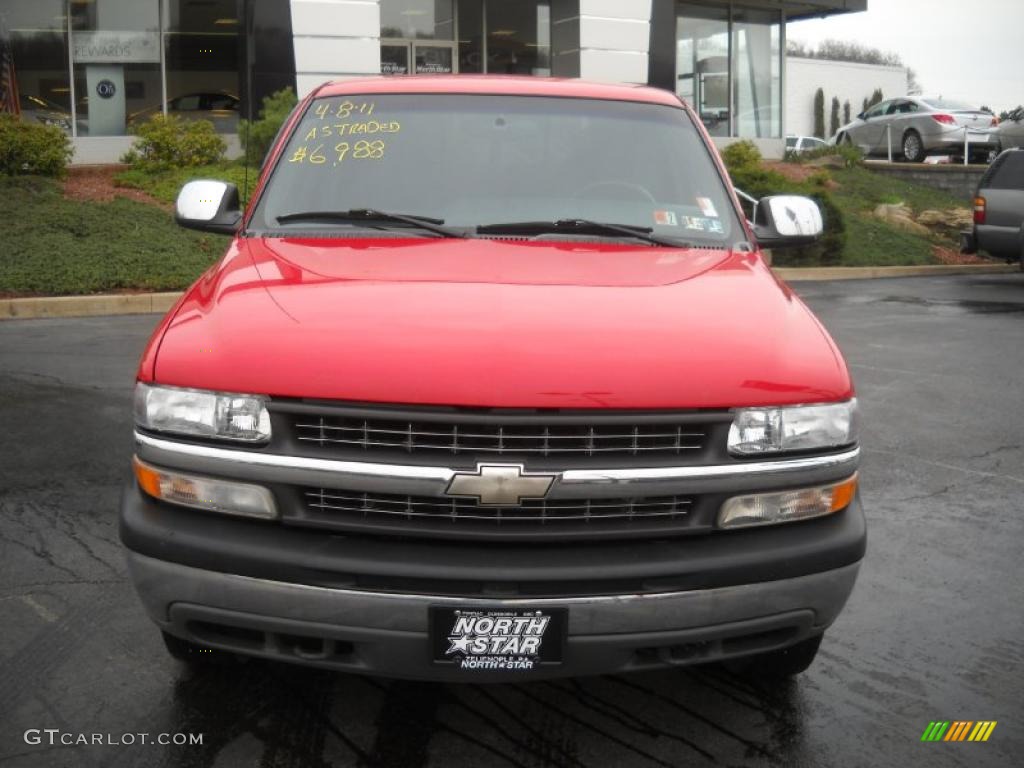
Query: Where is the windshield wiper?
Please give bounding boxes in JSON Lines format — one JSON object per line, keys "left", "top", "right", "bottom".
{"left": 275, "top": 208, "right": 466, "bottom": 238}
{"left": 476, "top": 219, "right": 685, "bottom": 247}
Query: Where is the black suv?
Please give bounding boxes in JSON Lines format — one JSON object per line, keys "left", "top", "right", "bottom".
{"left": 962, "top": 148, "right": 1024, "bottom": 267}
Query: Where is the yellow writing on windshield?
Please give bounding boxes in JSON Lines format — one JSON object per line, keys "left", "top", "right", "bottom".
{"left": 314, "top": 100, "right": 375, "bottom": 120}
{"left": 302, "top": 120, "right": 401, "bottom": 141}
{"left": 289, "top": 139, "right": 385, "bottom": 165}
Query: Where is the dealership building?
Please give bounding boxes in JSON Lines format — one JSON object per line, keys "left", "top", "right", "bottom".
{"left": 3, "top": 0, "right": 865, "bottom": 163}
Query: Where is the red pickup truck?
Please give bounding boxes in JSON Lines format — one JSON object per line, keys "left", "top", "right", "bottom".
{"left": 122, "top": 76, "right": 863, "bottom": 681}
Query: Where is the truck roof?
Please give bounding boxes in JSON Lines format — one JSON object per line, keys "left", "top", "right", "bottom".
{"left": 315, "top": 75, "right": 683, "bottom": 108}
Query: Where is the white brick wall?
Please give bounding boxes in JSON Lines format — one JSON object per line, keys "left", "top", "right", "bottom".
{"left": 577, "top": 0, "right": 651, "bottom": 84}
{"left": 290, "top": 0, "right": 381, "bottom": 97}
{"left": 786, "top": 57, "right": 909, "bottom": 139}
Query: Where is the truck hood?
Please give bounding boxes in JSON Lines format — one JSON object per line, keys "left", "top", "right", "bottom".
{"left": 150, "top": 237, "right": 852, "bottom": 409}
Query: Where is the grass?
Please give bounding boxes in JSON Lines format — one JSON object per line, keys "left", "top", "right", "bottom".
{"left": 839, "top": 214, "right": 937, "bottom": 266}
{"left": 772, "top": 164, "right": 967, "bottom": 267}
{"left": 0, "top": 176, "right": 228, "bottom": 297}
{"left": 826, "top": 164, "right": 964, "bottom": 213}
{"left": 114, "top": 159, "right": 258, "bottom": 206}
{"left": 828, "top": 165, "right": 965, "bottom": 267}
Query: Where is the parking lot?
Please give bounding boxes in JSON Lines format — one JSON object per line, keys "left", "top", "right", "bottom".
{"left": 1, "top": 274, "right": 1022, "bottom": 768}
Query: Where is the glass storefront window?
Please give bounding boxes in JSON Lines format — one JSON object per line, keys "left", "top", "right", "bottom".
{"left": 456, "top": 0, "right": 483, "bottom": 73}
{"left": 732, "top": 6, "right": 780, "bottom": 139}
{"left": 483, "top": 0, "right": 550, "bottom": 76}
{"left": 71, "top": 0, "right": 160, "bottom": 136}
{"left": 675, "top": 4, "right": 729, "bottom": 137}
{"left": 160, "top": 0, "right": 241, "bottom": 134}
{"left": 380, "top": 0, "right": 455, "bottom": 40}
{"left": 2, "top": 1, "right": 73, "bottom": 134}
{"left": 381, "top": 43, "right": 411, "bottom": 75}
{"left": 384, "top": 1, "right": 551, "bottom": 77}
{"left": 380, "top": 0, "right": 456, "bottom": 75}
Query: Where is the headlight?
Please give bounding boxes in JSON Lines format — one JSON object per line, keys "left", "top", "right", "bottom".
{"left": 718, "top": 474, "right": 858, "bottom": 529}
{"left": 134, "top": 382, "right": 271, "bottom": 442}
{"left": 728, "top": 399, "right": 858, "bottom": 456}
{"left": 133, "top": 457, "right": 277, "bottom": 519}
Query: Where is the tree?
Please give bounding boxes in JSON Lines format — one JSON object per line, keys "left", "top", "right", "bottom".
{"left": 788, "top": 38, "right": 903, "bottom": 67}
{"left": 844, "top": 100, "right": 852, "bottom": 124}
{"left": 868, "top": 89, "right": 884, "bottom": 108}
{"left": 813, "top": 88, "right": 826, "bottom": 139}
{"left": 786, "top": 39, "right": 812, "bottom": 58}
{"left": 862, "top": 97, "right": 869, "bottom": 114}
{"left": 907, "top": 67, "right": 922, "bottom": 95}
{"left": 999, "top": 106, "right": 1024, "bottom": 122}
{"left": 789, "top": 38, "right": 921, "bottom": 100}
{"left": 830, "top": 96, "right": 841, "bottom": 138}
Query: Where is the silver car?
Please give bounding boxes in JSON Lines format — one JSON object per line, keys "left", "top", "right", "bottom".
{"left": 786, "top": 135, "right": 829, "bottom": 154}
{"left": 833, "top": 96, "right": 999, "bottom": 163}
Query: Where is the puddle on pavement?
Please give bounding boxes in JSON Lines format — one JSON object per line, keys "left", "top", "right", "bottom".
{"left": 878, "top": 295, "right": 1024, "bottom": 315}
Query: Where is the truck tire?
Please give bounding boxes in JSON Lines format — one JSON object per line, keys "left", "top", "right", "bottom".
{"left": 729, "top": 633, "right": 823, "bottom": 679}
{"left": 162, "top": 631, "right": 237, "bottom": 666}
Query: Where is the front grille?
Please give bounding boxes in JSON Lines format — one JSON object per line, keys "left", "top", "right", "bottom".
{"left": 293, "top": 415, "right": 708, "bottom": 458}
{"left": 269, "top": 402, "right": 730, "bottom": 540}
{"left": 291, "top": 488, "right": 697, "bottom": 540}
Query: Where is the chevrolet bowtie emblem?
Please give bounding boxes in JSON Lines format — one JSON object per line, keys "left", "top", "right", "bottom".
{"left": 445, "top": 464, "right": 557, "bottom": 506}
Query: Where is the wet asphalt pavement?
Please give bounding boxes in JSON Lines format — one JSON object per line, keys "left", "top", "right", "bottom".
{"left": 1, "top": 274, "right": 1023, "bottom": 768}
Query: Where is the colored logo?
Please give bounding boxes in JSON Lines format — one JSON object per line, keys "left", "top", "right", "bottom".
{"left": 921, "top": 721, "right": 997, "bottom": 742}
{"left": 96, "top": 80, "right": 116, "bottom": 99}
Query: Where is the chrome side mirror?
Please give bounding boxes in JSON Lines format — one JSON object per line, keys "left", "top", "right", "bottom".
{"left": 175, "top": 180, "right": 242, "bottom": 235}
{"left": 753, "top": 195, "right": 823, "bottom": 248}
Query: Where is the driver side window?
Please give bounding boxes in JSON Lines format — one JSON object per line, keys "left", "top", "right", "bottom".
{"left": 865, "top": 101, "right": 891, "bottom": 120}
{"left": 888, "top": 100, "right": 919, "bottom": 115}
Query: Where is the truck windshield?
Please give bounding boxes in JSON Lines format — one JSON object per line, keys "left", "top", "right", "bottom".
{"left": 250, "top": 94, "right": 739, "bottom": 245}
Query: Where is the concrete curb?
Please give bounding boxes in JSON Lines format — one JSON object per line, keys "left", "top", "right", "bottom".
{"left": 1, "top": 264, "right": 1017, "bottom": 320}
{"left": 774, "top": 264, "right": 1017, "bottom": 281}
{"left": 1, "top": 292, "right": 181, "bottom": 321}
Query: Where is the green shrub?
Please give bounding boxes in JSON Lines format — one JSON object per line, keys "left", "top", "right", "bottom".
{"left": 116, "top": 160, "right": 255, "bottom": 205}
{"left": 813, "top": 88, "right": 826, "bottom": 139}
{"left": 0, "top": 114, "right": 73, "bottom": 177}
{"left": 121, "top": 114, "right": 225, "bottom": 170}
{"left": 721, "top": 140, "right": 846, "bottom": 266}
{"left": 719, "top": 140, "right": 763, "bottom": 172}
{"left": 238, "top": 87, "right": 298, "bottom": 164}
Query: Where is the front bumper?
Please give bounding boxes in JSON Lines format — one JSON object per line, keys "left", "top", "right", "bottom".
{"left": 122, "top": 479, "right": 865, "bottom": 680}
{"left": 129, "top": 552, "right": 860, "bottom": 681}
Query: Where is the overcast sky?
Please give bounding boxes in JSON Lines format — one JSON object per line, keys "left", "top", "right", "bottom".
{"left": 788, "top": 0, "right": 1024, "bottom": 113}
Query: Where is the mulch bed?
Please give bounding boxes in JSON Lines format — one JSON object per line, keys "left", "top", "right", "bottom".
{"left": 62, "top": 165, "right": 171, "bottom": 210}
{"left": 764, "top": 161, "right": 825, "bottom": 183}
{"left": 932, "top": 245, "right": 994, "bottom": 265}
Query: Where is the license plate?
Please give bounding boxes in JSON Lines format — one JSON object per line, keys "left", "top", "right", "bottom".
{"left": 430, "top": 607, "right": 567, "bottom": 671}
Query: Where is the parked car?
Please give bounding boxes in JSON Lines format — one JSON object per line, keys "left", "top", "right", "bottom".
{"left": 996, "top": 110, "right": 1024, "bottom": 150}
{"left": 18, "top": 94, "right": 88, "bottom": 135}
{"left": 787, "top": 135, "right": 829, "bottom": 154}
{"left": 129, "top": 92, "right": 240, "bottom": 133}
{"left": 122, "top": 76, "right": 864, "bottom": 682}
{"left": 960, "top": 148, "right": 1024, "bottom": 267}
{"left": 833, "top": 96, "right": 999, "bottom": 163}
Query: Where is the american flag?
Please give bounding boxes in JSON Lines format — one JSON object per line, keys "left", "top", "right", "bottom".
{"left": 0, "top": 13, "right": 20, "bottom": 116}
